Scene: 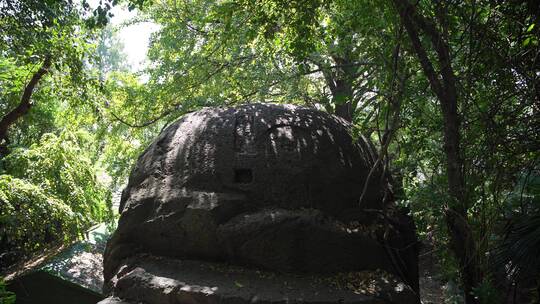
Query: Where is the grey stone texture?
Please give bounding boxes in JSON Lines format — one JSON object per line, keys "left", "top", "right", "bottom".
{"left": 98, "top": 255, "right": 418, "bottom": 304}
{"left": 102, "top": 104, "right": 419, "bottom": 304}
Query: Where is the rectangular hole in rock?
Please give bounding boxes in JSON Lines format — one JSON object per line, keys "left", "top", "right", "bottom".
{"left": 234, "top": 168, "right": 253, "bottom": 184}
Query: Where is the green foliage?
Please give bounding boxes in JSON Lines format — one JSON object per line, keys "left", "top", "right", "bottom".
{"left": 95, "top": 26, "right": 131, "bottom": 77}
{"left": 471, "top": 277, "right": 501, "bottom": 304}
{"left": 0, "top": 0, "right": 121, "bottom": 270}
{"left": 0, "top": 278, "right": 15, "bottom": 304}
{"left": 0, "top": 175, "right": 78, "bottom": 257}
{"left": 493, "top": 213, "right": 540, "bottom": 282}
{"left": 3, "top": 131, "right": 113, "bottom": 228}
{"left": 0, "top": 0, "right": 93, "bottom": 76}
{"left": 0, "top": 131, "right": 113, "bottom": 258}
{"left": 0, "top": 130, "right": 112, "bottom": 262}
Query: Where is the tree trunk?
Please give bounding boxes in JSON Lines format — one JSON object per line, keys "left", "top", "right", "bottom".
{"left": 392, "top": 1, "right": 482, "bottom": 302}
{"left": 333, "top": 79, "right": 354, "bottom": 122}
{"left": 0, "top": 56, "right": 52, "bottom": 155}
{"left": 321, "top": 56, "right": 355, "bottom": 122}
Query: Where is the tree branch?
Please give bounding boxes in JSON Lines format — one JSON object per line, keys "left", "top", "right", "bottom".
{"left": 0, "top": 55, "right": 52, "bottom": 152}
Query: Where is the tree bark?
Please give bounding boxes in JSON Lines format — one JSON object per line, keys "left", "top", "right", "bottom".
{"left": 0, "top": 56, "right": 52, "bottom": 155}
{"left": 392, "top": 1, "right": 481, "bottom": 302}
{"left": 333, "top": 56, "right": 355, "bottom": 122}
{"left": 333, "top": 82, "right": 354, "bottom": 122}
{"left": 320, "top": 56, "right": 355, "bottom": 122}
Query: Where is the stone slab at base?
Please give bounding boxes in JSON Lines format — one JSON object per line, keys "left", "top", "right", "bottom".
{"left": 98, "top": 297, "right": 131, "bottom": 304}
{"left": 99, "top": 256, "right": 418, "bottom": 304}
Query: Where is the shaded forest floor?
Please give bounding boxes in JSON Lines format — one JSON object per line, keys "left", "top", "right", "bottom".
{"left": 419, "top": 245, "right": 445, "bottom": 304}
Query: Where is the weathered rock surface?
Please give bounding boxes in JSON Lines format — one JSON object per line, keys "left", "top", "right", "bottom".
{"left": 99, "top": 255, "right": 418, "bottom": 304}
{"left": 102, "top": 104, "right": 419, "bottom": 304}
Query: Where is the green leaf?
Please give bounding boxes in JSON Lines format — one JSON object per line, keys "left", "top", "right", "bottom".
{"left": 234, "top": 281, "right": 244, "bottom": 288}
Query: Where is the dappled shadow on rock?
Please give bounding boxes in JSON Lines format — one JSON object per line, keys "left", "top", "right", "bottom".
{"left": 102, "top": 103, "right": 419, "bottom": 304}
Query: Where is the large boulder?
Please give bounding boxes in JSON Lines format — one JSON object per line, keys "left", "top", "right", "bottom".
{"left": 102, "top": 104, "right": 419, "bottom": 304}
{"left": 119, "top": 103, "right": 385, "bottom": 214}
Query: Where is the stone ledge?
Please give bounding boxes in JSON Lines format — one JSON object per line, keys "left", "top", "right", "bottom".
{"left": 101, "top": 255, "right": 418, "bottom": 304}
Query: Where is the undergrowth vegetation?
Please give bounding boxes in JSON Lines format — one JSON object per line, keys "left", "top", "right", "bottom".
{"left": 0, "top": 131, "right": 112, "bottom": 267}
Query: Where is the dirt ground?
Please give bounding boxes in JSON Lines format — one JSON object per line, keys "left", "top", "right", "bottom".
{"left": 419, "top": 246, "right": 445, "bottom": 304}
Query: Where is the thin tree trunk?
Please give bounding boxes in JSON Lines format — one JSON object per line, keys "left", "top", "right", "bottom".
{"left": 320, "top": 55, "right": 355, "bottom": 122}
{"left": 0, "top": 56, "right": 52, "bottom": 155}
{"left": 392, "top": 1, "right": 481, "bottom": 302}
{"left": 333, "top": 82, "right": 354, "bottom": 122}
{"left": 334, "top": 56, "right": 355, "bottom": 122}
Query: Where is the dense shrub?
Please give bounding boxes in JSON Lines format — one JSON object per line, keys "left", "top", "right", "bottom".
{"left": 0, "top": 175, "right": 77, "bottom": 266}
{"left": 0, "top": 131, "right": 112, "bottom": 268}
{"left": 4, "top": 131, "right": 112, "bottom": 225}
{"left": 0, "top": 278, "right": 15, "bottom": 304}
